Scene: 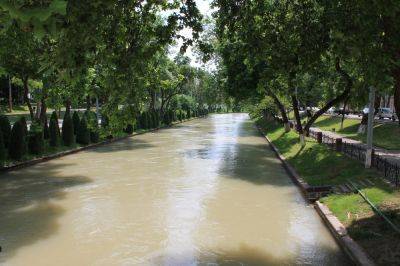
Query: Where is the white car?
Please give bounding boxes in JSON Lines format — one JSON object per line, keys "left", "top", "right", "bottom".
{"left": 377, "top": 108, "right": 397, "bottom": 121}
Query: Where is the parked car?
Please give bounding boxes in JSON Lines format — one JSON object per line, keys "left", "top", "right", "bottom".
{"left": 334, "top": 107, "right": 350, "bottom": 115}
{"left": 377, "top": 107, "right": 397, "bottom": 121}
{"left": 326, "top": 107, "right": 336, "bottom": 115}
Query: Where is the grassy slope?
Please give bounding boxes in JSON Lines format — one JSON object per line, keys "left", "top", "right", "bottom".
{"left": 313, "top": 115, "right": 400, "bottom": 150}
{"left": 257, "top": 118, "right": 400, "bottom": 265}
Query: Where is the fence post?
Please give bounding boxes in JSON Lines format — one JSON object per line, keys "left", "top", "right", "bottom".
{"left": 335, "top": 138, "right": 343, "bottom": 152}
{"left": 316, "top": 132, "right": 322, "bottom": 144}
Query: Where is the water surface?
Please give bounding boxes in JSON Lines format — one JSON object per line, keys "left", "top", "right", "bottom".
{"left": 0, "top": 114, "right": 350, "bottom": 265}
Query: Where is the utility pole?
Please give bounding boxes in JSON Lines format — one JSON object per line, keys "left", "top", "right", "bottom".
{"left": 365, "top": 86, "right": 375, "bottom": 168}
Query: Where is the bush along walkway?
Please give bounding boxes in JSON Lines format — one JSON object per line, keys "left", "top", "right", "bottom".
{"left": 0, "top": 113, "right": 204, "bottom": 173}
{"left": 256, "top": 118, "right": 400, "bottom": 266}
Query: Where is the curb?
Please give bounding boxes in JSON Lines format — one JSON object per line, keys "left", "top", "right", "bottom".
{"left": 256, "top": 125, "right": 375, "bottom": 266}
{"left": 0, "top": 117, "right": 199, "bottom": 174}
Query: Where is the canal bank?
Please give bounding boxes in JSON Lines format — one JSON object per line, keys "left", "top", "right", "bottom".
{"left": 256, "top": 116, "right": 400, "bottom": 265}
{"left": 256, "top": 123, "right": 374, "bottom": 266}
{"left": 0, "top": 114, "right": 350, "bottom": 265}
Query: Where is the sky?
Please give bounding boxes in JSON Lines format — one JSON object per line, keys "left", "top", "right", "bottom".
{"left": 168, "top": 0, "right": 216, "bottom": 71}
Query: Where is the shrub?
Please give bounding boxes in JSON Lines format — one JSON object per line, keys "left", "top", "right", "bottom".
{"left": 76, "top": 116, "right": 90, "bottom": 145}
{"left": 28, "top": 122, "right": 44, "bottom": 155}
{"left": 0, "top": 129, "right": 6, "bottom": 161}
{"left": 43, "top": 116, "right": 50, "bottom": 140}
{"left": 49, "top": 111, "right": 60, "bottom": 147}
{"left": 141, "top": 112, "right": 148, "bottom": 129}
{"left": 62, "top": 112, "right": 75, "bottom": 146}
{"left": 125, "top": 124, "right": 134, "bottom": 134}
{"left": 72, "top": 111, "right": 80, "bottom": 135}
{"left": 9, "top": 121, "right": 26, "bottom": 160}
{"left": 0, "top": 115, "right": 11, "bottom": 148}
{"left": 20, "top": 116, "right": 28, "bottom": 137}
{"left": 85, "top": 111, "right": 99, "bottom": 143}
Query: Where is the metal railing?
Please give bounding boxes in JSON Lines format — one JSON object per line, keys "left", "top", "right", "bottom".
{"left": 308, "top": 128, "right": 400, "bottom": 187}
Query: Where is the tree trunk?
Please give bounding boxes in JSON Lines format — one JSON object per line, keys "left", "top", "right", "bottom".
{"left": 35, "top": 101, "right": 41, "bottom": 120}
{"left": 340, "top": 96, "right": 349, "bottom": 130}
{"left": 86, "top": 96, "right": 91, "bottom": 111}
{"left": 149, "top": 89, "right": 156, "bottom": 111}
{"left": 393, "top": 69, "right": 400, "bottom": 125}
{"left": 65, "top": 98, "right": 71, "bottom": 114}
{"left": 304, "top": 57, "right": 352, "bottom": 133}
{"left": 8, "top": 75, "right": 12, "bottom": 112}
{"left": 22, "top": 76, "right": 34, "bottom": 120}
{"left": 270, "top": 92, "right": 290, "bottom": 132}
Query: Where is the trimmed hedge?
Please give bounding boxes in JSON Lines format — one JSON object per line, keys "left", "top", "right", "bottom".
{"left": 43, "top": 114, "right": 50, "bottom": 139}
{"left": 28, "top": 122, "right": 44, "bottom": 155}
{"left": 49, "top": 111, "right": 60, "bottom": 147}
{"left": 76, "top": 116, "right": 90, "bottom": 145}
{"left": 0, "top": 129, "right": 6, "bottom": 161}
{"left": 62, "top": 112, "right": 75, "bottom": 146}
{"left": 0, "top": 115, "right": 11, "bottom": 148}
{"left": 9, "top": 120, "right": 26, "bottom": 160}
{"left": 72, "top": 111, "right": 80, "bottom": 135}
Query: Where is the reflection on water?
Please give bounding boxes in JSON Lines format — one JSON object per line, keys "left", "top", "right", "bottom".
{"left": 0, "top": 114, "right": 351, "bottom": 265}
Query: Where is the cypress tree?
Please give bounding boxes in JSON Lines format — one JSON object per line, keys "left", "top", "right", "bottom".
{"left": 124, "top": 124, "right": 134, "bottom": 134}
{"left": 9, "top": 121, "right": 26, "bottom": 160}
{"left": 72, "top": 111, "right": 80, "bottom": 135}
{"left": 49, "top": 111, "right": 60, "bottom": 147}
{"left": 62, "top": 112, "right": 75, "bottom": 146}
{"left": 142, "top": 112, "right": 148, "bottom": 129}
{"left": 0, "top": 115, "right": 11, "bottom": 148}
{"left": 89, "top": 116, "right": 99, "bottom": 143}
{"left": 0, "top": 129, "right": 6, "bottom": 162}
{"left": 76, "top": 116, "right": 90, "bottom": 145}
{"left": 43, "top": 115, "right": 50, "bottom": 140}
{"left": 20, "top": 116, "right": 28, "bottom": 137}
{"left": 28, "top": 122, "right": 44, "bottom": 155}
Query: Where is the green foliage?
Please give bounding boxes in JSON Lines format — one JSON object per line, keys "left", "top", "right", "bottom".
{"left": 49, "top": 111, "right": 60, "bottom": 146}
{"left": 9, "top": 120, "right": 26, "bottom": 160}
{"left": 0, "top": 115, "right": 11, "bottom": 147}
{"left": 87, "top": 114, "right": 99, "bottom": 143}
{"left": 43, "top": 115, "right": 50, "bottom": 139}
{"left": 124, "top": 124, "right": 134, "bottom": 134}
{"left": 72, "top": 111, "right": 80, "bottom": 135}
{"left": 19, "top": 116, "right": 28, "bottom": 137}
{"left": 62, "top": 112, "right": 74, "bottom": 146}
{"left": 28, "top": 122, "right": 44, "bottom": 155}
{"left": 76, "top": 116, "right": 90, "bottom": 145}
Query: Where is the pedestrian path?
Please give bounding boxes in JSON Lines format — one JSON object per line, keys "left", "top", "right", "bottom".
{"left": 310, "top": 127, "right": 400, "bottom": 165}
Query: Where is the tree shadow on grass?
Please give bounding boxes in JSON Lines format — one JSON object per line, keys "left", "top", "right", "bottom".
{"left": 0, "top": 162, "right": 92, "bottom": 263}
{"left": 346, "top": 207, "right": 400, "bottom": 266}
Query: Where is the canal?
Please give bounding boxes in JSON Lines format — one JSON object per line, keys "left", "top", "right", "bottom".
{"left": 0, "top": 113, "right": 350, "bottom": 265}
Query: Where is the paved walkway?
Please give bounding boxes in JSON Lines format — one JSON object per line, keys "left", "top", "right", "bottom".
{"left": 310, "top": 127, "right": 400, "bottom": 165}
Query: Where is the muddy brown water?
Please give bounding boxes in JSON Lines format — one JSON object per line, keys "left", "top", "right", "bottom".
{"left": 0, "top": 114, "right": 351, "bottom": 265}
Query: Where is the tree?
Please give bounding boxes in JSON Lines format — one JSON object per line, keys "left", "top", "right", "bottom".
{"left": 9, "top": 121, "right": 26, "bottom": 160}
{"left": 0, "top": 115, "right": 11, "bottom": 148}
{"left": 0, "top": 129, "right": 6, "bottom": 162}
{"left": 72, "top": 111, "right": 80, "bottom": 135}
{"left": 0, "top": 25, "right": 42, "bottom": 120}
{"left": 49, "top": 111, "right": 60, "bottom": 146}
{"left": 76, "top": 116, "right": 90, "bottom": 145}
{"left": 28, "top": 122, "right": 44, "bottom": 155}
{"left": 62, "top": 112, "right": 74, "bottom": 146}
